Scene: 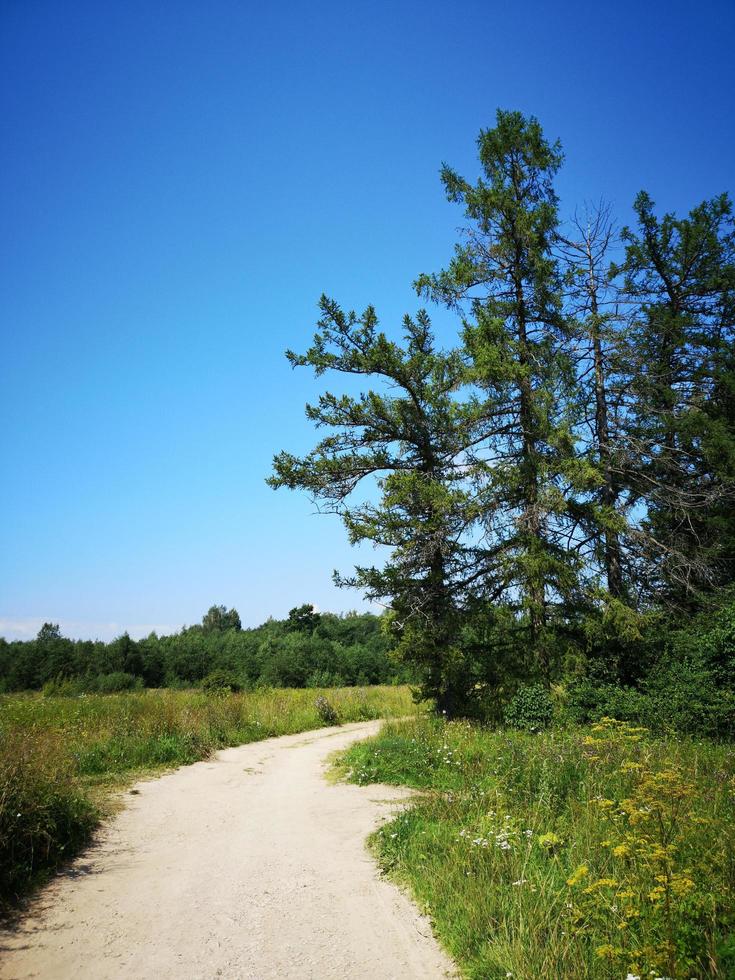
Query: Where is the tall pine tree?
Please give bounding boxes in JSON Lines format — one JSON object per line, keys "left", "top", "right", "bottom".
{"left": 416, "top": 110, "right": 589, "bottom": 684}
{"left": 614, "top": 192, "right": 735, "bottom": 602}
{"left": 558, "top": 204, "right": 630, "bottom": 601}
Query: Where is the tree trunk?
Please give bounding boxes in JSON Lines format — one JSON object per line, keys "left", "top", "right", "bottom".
{"left": 513, "top": 257, "right": 548, "bottom": 683}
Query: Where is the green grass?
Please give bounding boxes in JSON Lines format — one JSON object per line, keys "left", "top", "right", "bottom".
{"left": 0, "top": 684, "right": 414, "bottom": 913}
{"left": 336, "top": 717, "right": 735, "bottom": 979}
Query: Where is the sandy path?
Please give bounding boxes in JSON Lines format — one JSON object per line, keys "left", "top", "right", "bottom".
{"left": 0, "top": 720, "right": 454, "bottom": 980}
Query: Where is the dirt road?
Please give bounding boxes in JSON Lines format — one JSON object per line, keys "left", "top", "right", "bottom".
{"left": 0, "top": 721, "right": 454, "bottom": 979}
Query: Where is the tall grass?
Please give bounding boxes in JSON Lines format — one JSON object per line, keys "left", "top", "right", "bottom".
{"left": 0, "top": 685, "right": 414, "bottom": 912}
{"left": 337, "top": 717, "right": 735, "bottom": 979}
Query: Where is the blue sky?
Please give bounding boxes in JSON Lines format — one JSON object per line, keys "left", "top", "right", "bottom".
{"left": 2, "top": 0, "right": 734, "bottom": 641}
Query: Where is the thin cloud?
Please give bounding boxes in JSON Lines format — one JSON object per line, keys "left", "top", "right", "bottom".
{"left": 0, "top": 618, "right": 179, "bottom": 642}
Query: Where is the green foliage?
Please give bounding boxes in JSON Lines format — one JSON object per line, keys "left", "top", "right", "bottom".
{"left": 565, "top": 680, "right": 650, "bottom": 726}
{"left": 503, "top": 684, "right": 554, "bottom": 731}
{"left": 565, "top": 675, "right": 735, "bottom": 741}
{"left": 201, "top": 604, "right": 242, "bottom": 633}
{"left": 268, "top": 296, "right": 482, "bottom": 715}
{"left": 91, "top": 672, "right": 143, "bottom": 694}
{"left": 614, "top": 191, "right": 735, "bottom": 600}
{"left": 337, "top": 718, "right": 735, "bottom": 978}
{"left": 37, "top": 622, "right": 62, "bottom": 642}
{"left": 643, "top": 662, "right": 735, "bottom": 740}
{"left": 286, "top": 604, "right": 321, "bottom": 633}
{"left": 306, "top": 669, "right": 344, "bottom": 688}
{"left": 200, "top": 669, "right": 242, "bottom": 693}
{"left": 567, "top": 589, "right": 735, "bottom": 738}
{"left": 417, "top": 109, "right": 591, "bottom": 685}
{"left": 41, "top": 676, "right": 86, "bottom": 697}
{"left": 0, "top": 608, "right": 407, "bottom": 695}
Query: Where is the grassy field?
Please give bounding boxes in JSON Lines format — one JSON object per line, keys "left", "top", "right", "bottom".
{"left": 337, "top": 717, "right": 735, "bottom": 979}
{"left": 0, "top": 684, "right": 414, "bottom": 913}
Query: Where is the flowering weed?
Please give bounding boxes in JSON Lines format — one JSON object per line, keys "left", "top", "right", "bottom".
{"left": 338, "top": 717, "right": 735, "bottom": 978}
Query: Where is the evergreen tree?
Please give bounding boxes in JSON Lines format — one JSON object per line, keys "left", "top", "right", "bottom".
{"left": 416, "top": 110, "right": 588, "bottom": 684}
{"left": 269, "top": 297, "right": 483, "bottom": 713}
{"left": 614, "top": 192, "right": 735, "bottom": 602}
{"left": 558, "top": 203, "right": 629, "bottom": 600}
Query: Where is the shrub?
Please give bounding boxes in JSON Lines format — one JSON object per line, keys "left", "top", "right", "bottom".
{"left": 200, "top": 669, "right": 242, "bottom": 693}
{"left": 41, "top": 676, "right": 85, "bottom": 697}
{"left": 504, "top": 684, "right": 554, "bottom": 731}
{"left": 315, "top": 694, "right": 339, "bottom": 725}
{"left": 566, "top": 673, "right": 735, "bottom": 739}
{"left": 92, "top": 672, "right": 142, "bottom": 694}
{"left": 305, "top": 669, "right": 345, "bottom": 688}
{"left": 565, "top": 680, "right": 648, "bottom": 726}
{"left": 643, "top": 660, "right": 735, "bottom": 739}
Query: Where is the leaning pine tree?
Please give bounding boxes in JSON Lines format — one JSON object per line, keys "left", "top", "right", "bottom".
{"left": 268, "top": 299, "right": 485, "bottom": 715}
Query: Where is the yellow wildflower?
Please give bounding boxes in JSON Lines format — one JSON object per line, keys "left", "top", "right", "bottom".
{"left": 566, "top": 864, "right": 589, "bottom": 887}
{"left": 583, "top": 877, "right": 619, "bottom": 894}
{"left": 595, "top": 944, "right": 617, "bottom": 960}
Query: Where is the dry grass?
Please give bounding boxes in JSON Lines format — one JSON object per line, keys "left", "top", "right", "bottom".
{"left": 0, "top": 685, "right": 415, "bottom": 912}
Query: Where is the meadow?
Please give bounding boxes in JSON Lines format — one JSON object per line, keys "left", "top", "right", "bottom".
{"left": 0, "top": 684, "right": 414, "bottom": 913}
{"left": 337, "top": 717, "right": 735, "bottom": 979}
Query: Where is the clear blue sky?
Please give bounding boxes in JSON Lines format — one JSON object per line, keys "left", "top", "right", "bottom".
{"left": 2, "top": 0, "right": 733, "bottom": 641}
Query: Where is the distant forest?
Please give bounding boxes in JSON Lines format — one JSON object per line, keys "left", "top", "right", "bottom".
{"left": 0, "top": 604, "right": 410, "bottom": 693}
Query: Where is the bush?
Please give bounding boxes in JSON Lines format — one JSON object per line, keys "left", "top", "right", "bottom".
{"left": 41, "top": 677, "right": 85, "bottom": 697}
{"left": 504, "top": 684, "right": 554, "bottom": 731}
{"left": 565, "top": 680, "right": 648, "bottom": 726}
{"left": 306, "top": 669, "right": 345, "bottom": 688}
{"left": 565, "top": 672, "right": 735, "bottom": 739}
{"left": 91, "top": 672, "right": 142, "bottom": 694}
{"left": 315, "top": 694, "right": 340, "bottom": 725}
{"left": 644, "top": 660, "right": 735, "bottom": 739}
{"left": 200, "top": 669, "right": 242, "bottom": 693}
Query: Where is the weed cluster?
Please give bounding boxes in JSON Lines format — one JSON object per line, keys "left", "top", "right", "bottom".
{"left": 314, "top": 695, "right": 340, "bottom": 725}
{"left": 0, "top": 729, "right": 96, "bottom": 909}
{"left": 567, "top": 718, "right": 734, "bottom": 978}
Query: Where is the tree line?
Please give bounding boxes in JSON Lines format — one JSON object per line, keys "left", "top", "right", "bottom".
{"left": 269, "top": 109, "right": 735, "bottom": 721}
{"left": 0, "top": 605, "right": 409, "bottom": 693}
